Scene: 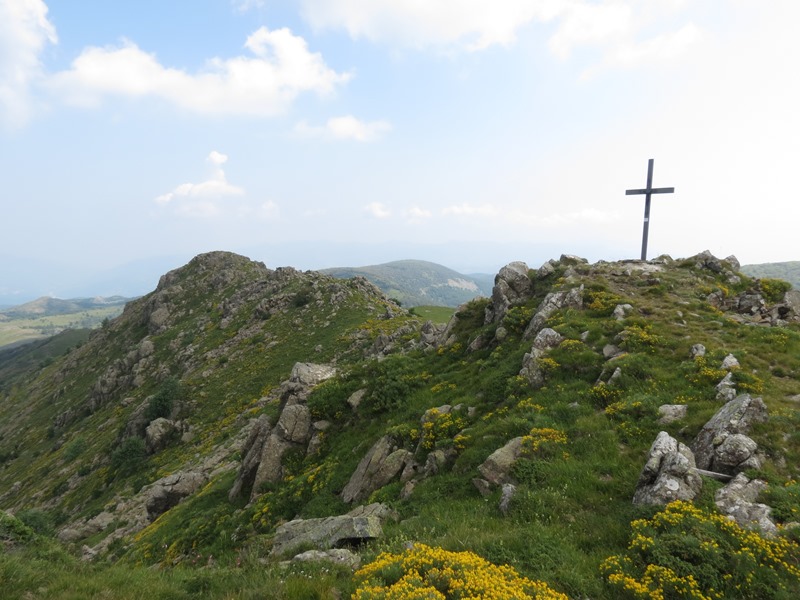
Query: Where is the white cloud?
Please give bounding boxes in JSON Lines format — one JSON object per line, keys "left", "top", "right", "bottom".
{"left": 156, "top": 151, "right": 245, "bottom": 211}
{"left": 48, "top": 26, "right": 351, "bottom": 116}
{"left": 442, "top": 203, "right": 498, "bottom": 217}
{"left": 231, "top": 0, "right": 265, "bottom": 13}
{"left": 295, "top": 115, "right": 392, "bottom": 142}
{"left": 407, "top": 206, "right": 432, "bottom": 220}
{"left": 256, "top": 200, "right": 280, "bottom": 220}
{"left": 0, "top": 0, "right": 57, "bottom": 127}
{"left": 300, "top": 0, "right": 559, "bottom": 50}
{"left": 364, "top": 202, "right": 391, "bottom": 218}
{"left": 299, "top": 0, "right": 702, "bottom": 72}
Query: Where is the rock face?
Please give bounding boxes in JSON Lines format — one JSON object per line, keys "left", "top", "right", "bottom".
{"left": 715, "top": 473, "right": 777, "bottom": 536}
{"left": 484, "top": 262, "right": 532, "bottom": 324}
{"left": 692, "top": 394, "right": 768, "bottom": 474}
{"left": 271, "top": 503, "right": 393, "bottom": 557}
{"left": 633, "top": 432, "right": 702, "bottom": 505}
{"left": 341, "top": 436, "right": 413, "bottom": 504}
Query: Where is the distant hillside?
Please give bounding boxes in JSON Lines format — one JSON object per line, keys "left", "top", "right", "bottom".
{"left": 321, "top": 259, "right": 493, "bottom": 307}
{"left": 741, "top": 261, "right": 800, "bottom": 289}
{"left": 0, "top": 295, "right": 133, "bottom": 348}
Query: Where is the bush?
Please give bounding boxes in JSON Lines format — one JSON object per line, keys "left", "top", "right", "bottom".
{"left": 144, "top": 379, "right": 181, "bottom": 421}
{"left": 760, "top": 278, "right": 792, "bottom": 303}
{"left": 110, "top": 437, "right": 147, "bottom": 476}
{"left": 353, "top": 543, "right": 568, "bottom": 599}
{"left": 602, "top": 500, "right": 800, "bottom": 599}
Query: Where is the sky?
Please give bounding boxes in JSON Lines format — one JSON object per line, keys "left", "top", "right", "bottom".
{"left": 1, "top": 0, "right": 799, "bottom": 303}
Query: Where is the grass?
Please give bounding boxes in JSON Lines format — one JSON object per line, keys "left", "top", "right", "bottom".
{"left": 409, "top": 305, "right": 456, "bottom": 324}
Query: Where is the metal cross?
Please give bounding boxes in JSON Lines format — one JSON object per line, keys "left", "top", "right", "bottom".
{"left": 625, "top": 158, "right": 674, "bottom": 261}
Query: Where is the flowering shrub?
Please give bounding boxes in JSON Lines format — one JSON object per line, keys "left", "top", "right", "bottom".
{"left": 520, "top": 428, "right": 567, "bottom": 457}
{"left": 602, "top": 500, "right": 800, "bottom": 599}
{"left": 352, "top": 543, "right": 567, "bottom": 599}
{"left": 421, "top": 408, "right": 467, "bottom": 451}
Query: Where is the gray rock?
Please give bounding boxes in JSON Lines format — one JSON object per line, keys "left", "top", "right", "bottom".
{"left": 519, "top": 328, "right": 564, "bottom": 388}
{"left": 499, "top": 483, "right": 516, "bottom": 516}
{"left": 537, "top": 260, "right": 556, "bottom": 278}
{"left": 341, "top": 436, "right": 412, "bottom": 503}
{"left": 692, "top": 394, "right": 768, "bottom": 472}
{"left": 271, "top": 503, "right": 389, "bottom": 556}
{"left": 146, "top": 471, "right": 206, "bottom": 519}
{"left": 251, "top": 434, "right": 292, "bottom": 498}
{"left": 477, "top": 437, "right": 524, "bottom": 486}
{"left": 613, "top": 304, "right": 634, "bottom": 320}
{"left": 721, "top": 354, "right": 740, "bottom": 370}
{"left": 290, "top": 363, "right": 337, "bottom": 387}
{"left": 145, "top": 417, "right": 176, "bottom": 454}
{"left": 603, "top": 344, "right": 623, "bottom": 359}
{"left": 484, "top": 262, "right": 533, "bottom": 324}
{"left": 716, "top": 372, "right": 737, "bottom": 402}
{"left": 690, "top": 344, "right": 706, "bottom": 358}
{"left": 291, "top": 549, "right": 361, "bottom": 569}
{"left": 523, "top": 286, "right": 584, "bottom": 340}
{"left": 633, "top": 432, "right": 702, "bottom": 505}
{"left": 658, "top": 404, "right": 687, "bottom": 425}
{"left": 347, "top": 389, "right": 366, "bottom": 410}
{"left": 725, "top": 255, "right": 741, "bottom": 271}
{"left": 276, "top": 404, "right": 312, "bottom": 444}
{"left": 229, "top": 415, "right": 272, "bottom": 500}
{"left": 715, "top": 473, "right": 777, "bottom": 537}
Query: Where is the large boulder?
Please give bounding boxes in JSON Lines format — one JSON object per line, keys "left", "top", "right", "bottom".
{"left": 476, "top": 437, "right": 524, "bottom": 487}
{"left": 341, "top": 436, "right": 413, "bottom": 503}
{"left": 290, "top": 363, "right": 337, "bottom": 387}
{"left": 484, "top": 262, "right": 532, "bottom": 324}
{"left": 715, "top": 473, "right": 777, "bottom": 537}
{"left": 271, "top": 503, "right": 392, "bottom": 556}
{"left": 145, "top": 471, "right": 206, "bottom": 519}
{"left": 692, "top": 394, "right": 768, "bottom": 473}
{"left": 633, "top": 432, "right": 702, "bottom": 505}
{"left": 145, "top": 418, "right": 177, "bottom": 454}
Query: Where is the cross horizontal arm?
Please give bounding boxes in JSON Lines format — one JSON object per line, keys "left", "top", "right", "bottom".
{"left": 625, "top": 187, "right": 675, "bottom": 195}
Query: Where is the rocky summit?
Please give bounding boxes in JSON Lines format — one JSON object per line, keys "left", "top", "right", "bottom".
{"left": 2, "top": 250, "right": 800, "bottom": 599}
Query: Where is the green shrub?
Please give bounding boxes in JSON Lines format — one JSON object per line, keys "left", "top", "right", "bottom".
{"left": 110, "top": 437, "right": 147, "bottom": 476}
{"left": 144, "top": 378, "right": 181, "bottom": 421}
{"left": 602, "top": 500, "right": 800, "bottom": 599}
{"left": 760, "top": 278, "right": 792, "bottom": 303}
{"left": 63, "top": 436, "right": 87, "bottom": 462}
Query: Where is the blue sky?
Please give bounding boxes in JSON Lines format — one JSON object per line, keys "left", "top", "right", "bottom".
{"left": 1, "top": 1, "right": 799, "bottom": 302}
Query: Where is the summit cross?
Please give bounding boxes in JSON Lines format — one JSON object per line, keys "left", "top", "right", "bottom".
{"left": 625, "top": 158, "right": 674, "bottom": 261}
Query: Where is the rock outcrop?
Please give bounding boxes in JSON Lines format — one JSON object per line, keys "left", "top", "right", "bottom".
{"left": 523, "top": 286, "right": 584, "bottom": 340}
{"left": 228, "top": 362, "right": 337, "bottom": 502}
{"left": 271, "top": 503, "right": 394, "bottom": 557}
{"left": 519, "top": 328, "right": 564, "bottom": 388}
{"left": 692, "top": 394, "right": 768, "bottom": 474}
{"left": 715, "top": 473, "right": 777, "bottom": 536}
{"left": 633, "top": 432, "right": 702, "bottom": 505}
{"left": 484, "top": 262, "right": 532, "bottom": 324}
{"left": 341, "top": 436, "right": 413, "bottom": 504}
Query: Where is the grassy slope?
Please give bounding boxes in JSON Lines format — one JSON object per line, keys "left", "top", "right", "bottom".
{"left": 2, "top": 254, "right": 800, "bottom": 598}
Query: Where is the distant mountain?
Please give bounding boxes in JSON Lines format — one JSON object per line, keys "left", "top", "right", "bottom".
{"left": 741, "top": 261, "right": 800, "bottom": 289}
{"left": 321, "top": 259, "right": 494, "bottom": 307}
{"left": 1, "top": 295, "right": 132, "bottom": 319}
{"left": 0, "top": 295, "right": 134, "bottom": 349}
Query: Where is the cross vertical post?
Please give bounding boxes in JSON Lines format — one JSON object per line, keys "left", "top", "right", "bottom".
{"left": 625, "top": 159, "right": 674, "bottom": 260}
